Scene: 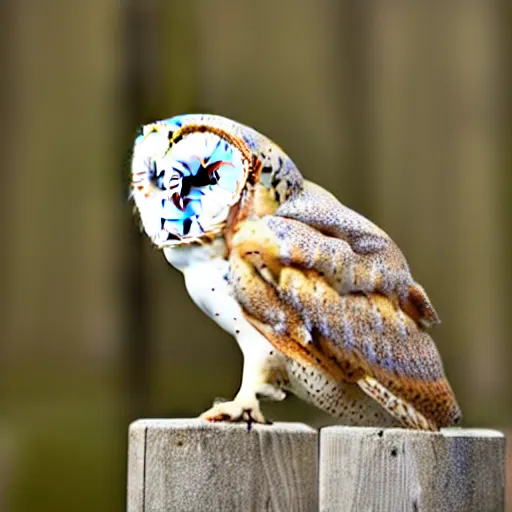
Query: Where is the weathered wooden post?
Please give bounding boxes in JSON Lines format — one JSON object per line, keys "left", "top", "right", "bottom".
{"left": 128, "top": 419, "right": 318, "bottom": 512}
{"left": 319, "top": 426, "right": 505, "bottom": 512}
{"left": 128, "top": 422, "right": 506, "bottom": 511}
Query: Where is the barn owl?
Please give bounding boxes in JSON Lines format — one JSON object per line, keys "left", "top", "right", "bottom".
{"left": 131, "top": 114, "right": 461, "bottom": 430}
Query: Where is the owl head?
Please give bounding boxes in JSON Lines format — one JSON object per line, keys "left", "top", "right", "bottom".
{"left": 131, "top": 114, "right": 302, "bottom": 247}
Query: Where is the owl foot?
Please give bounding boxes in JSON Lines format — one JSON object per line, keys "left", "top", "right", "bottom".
{"left": 200, "top": 397, "right": 271, "bottom": 428}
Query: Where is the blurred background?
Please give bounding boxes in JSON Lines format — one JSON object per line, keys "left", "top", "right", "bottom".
{"left": 0, "top": 1, "right": 510, "bottom": 511}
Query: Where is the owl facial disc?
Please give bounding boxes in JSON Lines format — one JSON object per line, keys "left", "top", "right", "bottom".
{"left": 131, "top": 118, "right": 250, "bottom": 247}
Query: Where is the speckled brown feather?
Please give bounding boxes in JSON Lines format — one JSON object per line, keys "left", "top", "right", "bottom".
{"left": 230, "top": 245, "right": 459, "bottom": 428}
{"left": 228, "top": 186, "right": 460, "bottom": 429}
{"left": 229, "top": 251, "right": 360, "bottom": 385}
{"left": 276, "top": 181, "right": 440, "bottom": 327}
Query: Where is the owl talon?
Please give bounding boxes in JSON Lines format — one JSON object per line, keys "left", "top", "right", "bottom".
{"left": 200, "top": 398, "right": 270, "bottom": 426}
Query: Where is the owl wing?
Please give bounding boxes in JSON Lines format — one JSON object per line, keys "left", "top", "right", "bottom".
{"left": 229, "top": 199, "right": 460, "bottom": 429}
{"left": 274, "top": 180, "right": 440, "bottom": 328}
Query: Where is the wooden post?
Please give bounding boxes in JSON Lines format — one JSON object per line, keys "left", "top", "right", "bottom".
{"left": 127, "top": 419, "right": 318, "bottom": 512}
{"left": 128, "top": 421, "right": 505, "bottom": 511}
{"left": 319, "top": 426, "right": 505, "bottom": 512}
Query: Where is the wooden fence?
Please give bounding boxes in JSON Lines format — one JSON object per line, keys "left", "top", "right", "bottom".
{"left": 127, "top": 420, "right": 505, "bottom": 512}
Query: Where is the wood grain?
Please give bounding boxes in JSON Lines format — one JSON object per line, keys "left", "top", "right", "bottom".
{"left": 319, "top": 426, "right": 505, "bottom": 512}
{"left": 127, "top": 419, "right": 318, "bottom": 512}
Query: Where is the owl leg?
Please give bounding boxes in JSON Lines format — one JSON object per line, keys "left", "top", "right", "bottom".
{"left": 200, "top": 334, "right": 288, "bottom": 425}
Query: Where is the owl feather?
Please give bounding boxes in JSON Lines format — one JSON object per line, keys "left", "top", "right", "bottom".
{"left": 229, "top": 184, "right": 460, "bottom": 429}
